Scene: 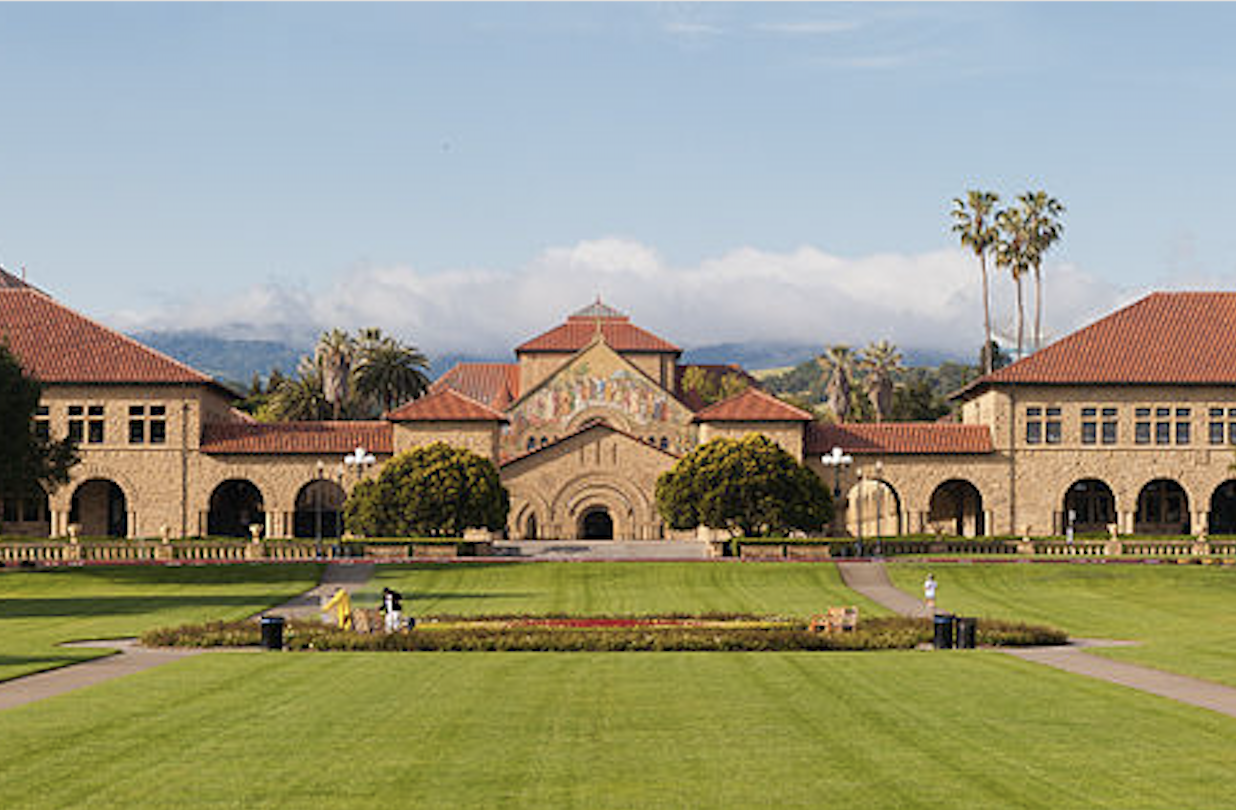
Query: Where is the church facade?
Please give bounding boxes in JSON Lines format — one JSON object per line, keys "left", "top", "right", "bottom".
{"left": 4, "top": 265, "right": 1236, "bottom": 542}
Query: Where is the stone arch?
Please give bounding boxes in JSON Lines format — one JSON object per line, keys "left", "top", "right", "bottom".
{"left": 1135, "top": 478, "right": 1190, "bottom": 535}
{"left": 1209, "top": 480, "right": 1236, "bottom": 535}
{"left": 1063, "top": 478, "right": 1116, "bottom": 534}
{"left": 70, "top": 479, "right": 129, "bottom": 538}
{"left": 845, "top": 478, "right": 903, "bottom": 538}
{"left": 292, "top": 479, "right": 347, "bottom": 539}
{"left": 927, "top": 480, "right": 985, "bottom": 537}
{"left": 510, "top": 492, "right": 551, "bottom": 541}
{"left": 565, "top": 407, "right": 635, "bottom": 435}
{"left": 579, "top": 507, "right": 614, "bottom": 540}
{"left": 208, "top": 479, "right": 266, "bottom": 538}
{"left": 552, "top": 474, "right": 652, "bottom": 540}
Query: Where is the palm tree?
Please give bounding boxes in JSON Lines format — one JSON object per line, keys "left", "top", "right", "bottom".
{"left": 267, "top": 360, "right": 332, "bottom": 421}
{"left": 859, "top": 340, "right": 903, "bottom": 423}
{"left": 353, "top": 328, "right": 431, "bottom": 413}
{"left": 1017, "top": 191, "right": 1066, "bottom": 351}
{"left": 951, "top": 191, "right": 1001, "bottom": 374}
{"left": 996, "top": 206, "right": 1032, "bottom": 359}
{"left": 314, "top": 329, "right": 355, "bottom": 419}
{"left": 818, "top": 345, "right": 856, "bottom": 423}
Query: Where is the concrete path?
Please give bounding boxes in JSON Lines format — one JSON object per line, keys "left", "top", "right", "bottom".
{"left": 255, "top": 561, "right": 376, "bottom": 621}
{"left": 496, "top": 540, "right": 712, "bottom": 561}
{"left": 841, "top": 560, "right": 1236, "bottom": 720}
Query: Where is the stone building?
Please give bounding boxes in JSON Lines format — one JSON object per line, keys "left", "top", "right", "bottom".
{"left": 3, "top": 264, "right": 1236, "bottom": 540}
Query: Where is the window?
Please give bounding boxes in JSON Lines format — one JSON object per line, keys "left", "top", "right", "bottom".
{"left": 1211, "top": 408, "right": 1225, "bottom": 444}
{"left": 34, "top": 405, "right": 49, "bottom": 442}
{"left": 1045, "top": 407, "right": 1062, "bottom": 444}
{"left": 659, "top": 437, "right": 669, "bottom": 450}
{"left": 1026, "top": 407, "right": 1043, "bottom": 444}
{"left": 1101, "top": 407, "right": 1118, "bottom": 445}
{"left": 129, "top": 406, "right": 145, "bottom": 444}
{"left": 87, "top": 405, "right": 104, "bottom": 444}
{"left": 149, "top": 405, "right": 167, "bottom": 444}
{"left": 1081, "top": 407, "right": 1097, "bottom": 445}
{"left": 128, "top": 404, "right": 167, "bottom": 444}
{"left": 1155, "top": 420, "right": 1171, "bottom": 445}
{"left": 526, "top": 436, "right": 536, "bottom": 451}
{"left": 67, "top": 405, "right": 84, "bottom": 443}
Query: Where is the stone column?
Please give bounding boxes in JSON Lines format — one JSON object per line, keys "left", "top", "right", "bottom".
{"left": 1119, "top": 511, "right": 1136, "bottom": 535}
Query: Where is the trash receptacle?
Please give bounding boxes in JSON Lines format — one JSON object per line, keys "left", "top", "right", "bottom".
{"left": 260, "top": 615, "right": 285, "bottom": 651}
{"left": 955, "top": 616, "right": 977, "bottom": 649}
{"left": 932, "top": 613, "right": 954, "bottom": 650}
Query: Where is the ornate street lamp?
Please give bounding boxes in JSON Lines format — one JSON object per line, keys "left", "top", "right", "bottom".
{"left": 344, "top": 446, "right": 376, "bottom": 478}
{"left": 820, "top": 446, "right": 853, "bottom": 542}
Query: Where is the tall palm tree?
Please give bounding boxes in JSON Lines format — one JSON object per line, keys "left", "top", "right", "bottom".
{"left": 353, "top": 328, "right": 431, "bottom": 413}
{"left": 996, "top": 206, "right": 1032, "bottom": 359}
{"left": 951, "top": 191, "right": 1001, "bottom": 374}
{"left": 859, "top": 340, "right": 903, "bottom": 423}
{"left": 1017, "top": 191, "right": 1066, "bottom": 351}
{"left": 818, "top": 345, "right": 855, "bottom": 423}
{"left": 314, "top": 329, "right": 355, "bottom": 419}
{"left": 267, "top": 360, "right": 332, "bottom": 421}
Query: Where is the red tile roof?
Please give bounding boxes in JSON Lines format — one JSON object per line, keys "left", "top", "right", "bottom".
{"left": 515, "top": 310, "right": 680, "bottom": 354}
{"left": 0, "top": 286, "right": 216, "bottom": 386}
{"left": 200, "top": 421, "right": 393, "bottom": 455}
{"left": 805, "top": 422, "right": 994, "bottom": 455}
{"left": 431, "top": 362, "right": 520, "bottom": 410}
{"left": 961, "top": 292, "right": 1236, "bottom": 395}
{"left": 692, "top": 387, "right": 814, "bottom": 422}
{"left": 385, "top": 388, "right": 508, "bottom": 422}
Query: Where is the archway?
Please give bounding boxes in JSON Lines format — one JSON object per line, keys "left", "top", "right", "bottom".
{"left": 208, "top": 480, "right": 265, "bottom": 538}
{"left": 1209, "top": 481, "right": 1236, "bottom": 535}
{"left": 580, "top": 507, "right": 614, "bottom": 540}
{"left": 1135, "top": 479, "right": 1190, "bottom": 535}
{"left": 525, "top": 513, "right": 539, "bottom": 541}
{"left": 1, "top": 484, "right": 50, "bottom": 537}
{"left": 927, "top": 480, "right": 985, "bottom": 537}
{"left": 293, "top": 480, "right": 347, "bottom": 539}
{"left": 845, "top": 479, "right": 902, "bottom": 538}
{"left": 1063, "top": 479, "right": 1116, "bottom": 534}
{"left": 70, "top": 479, "right": 127, "bottom": 538}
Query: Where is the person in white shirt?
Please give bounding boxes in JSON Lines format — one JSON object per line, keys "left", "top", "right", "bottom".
{"left": 923, "top": 574, "right": 938, "bottom": 613}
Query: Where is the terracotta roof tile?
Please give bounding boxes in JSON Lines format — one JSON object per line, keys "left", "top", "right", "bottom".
{"left": 431, "top": 362, "right": 520, "bottom": 409}
{"left": 805, "top": 422, "right": 993, "bottom": 455}
{"left": 200, "top": 421, "right": 393, "bottom": 455}
{"left": 692, "top": 387, "right": 813, "bottom": 422}
{"left": 516, "top": 320, "right": 680, "bottom": 354}
{"left": 0, "top": 287, "right": 215, "bottom": 386}
{"left": 386, "top": 388, "right": 508, "bottom": 422}
{"left": 963, "top": 292, "right": 1236, "bottom": 393}
{"left": 674, "top": 363, "right": 758, "bottom": 411}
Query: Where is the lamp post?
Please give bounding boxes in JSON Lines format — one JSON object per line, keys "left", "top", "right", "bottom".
{"left": 335, "top": 463, "right": 345, "bottom": 540}
{"left": 314, "top": 460, "right": 325, "bottom": 545}
{"left": 874, "top": 460, "right": 884, "bottom": 556}
{"left": 820, "top": 446, "right": 853, "bottom": 539}
{"left": 856, "top": 468, "right": 864, "bottom": 557}
{"left": 344, "top": 446, "right": 376, "bottom": 479}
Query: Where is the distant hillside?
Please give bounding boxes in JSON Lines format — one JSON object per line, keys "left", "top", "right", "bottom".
{"left": 132, "top": 331, "right": 308, "bottom": 388}
{"left": 683, "top": 342, "right": 966, "bottom": 375}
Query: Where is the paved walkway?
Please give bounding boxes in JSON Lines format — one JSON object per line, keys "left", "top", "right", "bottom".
{"left": 840, "top": 560, "right": 1236, "bottom": 720}
{"left": 255, "top": 561, "right": 376, "bottom": 621}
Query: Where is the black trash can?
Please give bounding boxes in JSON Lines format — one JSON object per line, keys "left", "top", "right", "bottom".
{"left": 260, "top": 615, "right": 285, "bottom": 651}
{"left": 955, "top": 617, "right": 977, "bottom": 649}
{"left": 932, "top": 613, "right": 954, "bottom": 650}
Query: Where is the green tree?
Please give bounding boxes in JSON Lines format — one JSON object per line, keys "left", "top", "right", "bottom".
{"left": 0, "top": 342, "right": 78, "bottom": 503}
{"left": 655, "top": 434, "right": 832, "bottom": 538}
{"left": 1017, "top": 191, "right": 1066, "bottom": 351}
{"left": 267, "top": 359, "right": 333, "bottom": 421}
{"left": 890, "top": 378, "right": 950, "bottom": 422}
{"left": 996, "top": 205, "right": 1032, "bottom": 359}
{"left": 858, "top": 340, "right": 903, "bottom": 423}
{"left": 315, "top": 328, "right": 355, "bottom": 419}
{"left": 819, "top": 345, "right": 855, "bottom": 423}
{"left": 353, "top": 328, "right": 430, "bottom": 413}
{"left": 952, "top": 190, "right": 1001, "bottom": 374}
{"left": 343, "top": 442, "right": 509, "bottom": 537}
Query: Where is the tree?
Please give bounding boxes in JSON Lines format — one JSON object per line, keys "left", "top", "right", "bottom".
{"left": 996, "top": 206, "right": 1032, "bottom": 359}
{"left": 890, "top": 378, "right": 950, "bottom": 422}
{"left": 266, "top": 359, "right": 333, "bottom": 421}
{"left": 681, "top": 367, "right": 750, "bottom": 406}
{"left": 819, "top": 345, "right": 855, "bottom": 423}
{"left": 1016, "top": 191, "right": 1066, "bottom": 351}
{"left": 342, "top": 442, "right": 509, "bottom": 537}
{"left": 859, "top": 340, "right": 903, "bottom": 423}
{"left": 979, "top": 340, "right": 1011, "bottom": 373}
{"left": 314, "top": 329, "right": 355, "bottom": 419}
{"left": 655, "top": 434, "right": 832, "bottom": 538}
{"left": 952, "top": 191, "right": 1001, "bottom": 374}
{"left": 353, "top": 328, "right": 431, "bottom": 413}
{"left": 0, "top": 342, "right": 78, "bottom": 503}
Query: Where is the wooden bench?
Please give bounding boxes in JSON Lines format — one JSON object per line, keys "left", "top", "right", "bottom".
{"left": 809, "top": 606, "right": 859, "bottom": 633}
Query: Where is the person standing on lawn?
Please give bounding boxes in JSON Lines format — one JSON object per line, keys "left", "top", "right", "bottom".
{"left": 923, "top": 574, "right": 938, "bottom": 613}
{"left": 381, "top": 586, "right": 404, "bottom": 633}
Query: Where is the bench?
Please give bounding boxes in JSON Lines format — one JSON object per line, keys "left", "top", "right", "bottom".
{"left": 809, "top": 606, "right": 859, "bottom": 633}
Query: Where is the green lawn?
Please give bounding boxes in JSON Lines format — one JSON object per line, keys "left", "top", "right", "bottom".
{"left": 0, "top": 564, "right": 321, "bottom": 681}
{"left": 363, "top": 561, "right": 887, "bottom": 617}
{"left": 888, "top": 562, "right": 1236, "bottom": 686}
{"left": 0, "top": 651, "right": 1232, "bottom": 809}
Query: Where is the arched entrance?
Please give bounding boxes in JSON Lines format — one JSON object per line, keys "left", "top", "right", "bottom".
{"left": 70, "top": 479, "right": 127, "bottom": 538}
{"left": 1135, "top": 479, "right": 1190, "bottom": 535}
{"left": 1063, "top": 479, "right": 1116, "bottom": 534}
{"left": 2, "top": 484, "right": 51, "bottom": 537}
{"left": 928, "top": 480, "right": 985, "bottom": 537}
{"left": 1209, "top": 481, "right": 1236, "bottom": 535}
{"left": 845, "top": 479, "right": 902, "bottom": 538}
{"left": 525, "top": 513, "right": 539, "bottom": 541}
{"left": 293, "top": 480, "right": 347, "bottom": 539}
{"left": 208, "top": 480, "right": 265, "bottom": 538}
{"left": 580, "top": 507, "right": 614, "bottom": 540}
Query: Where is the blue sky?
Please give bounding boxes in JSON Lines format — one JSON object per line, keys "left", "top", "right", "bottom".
{"left": 2, "top": 3, "right": 1234, "bottom": 358}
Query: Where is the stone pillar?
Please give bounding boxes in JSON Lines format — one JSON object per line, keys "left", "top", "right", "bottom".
{"left": 1119, "top": 511, "right": 1136, "bottom": 535}
{"left": 127, "top": 511, "right": 138, "bottom": 539}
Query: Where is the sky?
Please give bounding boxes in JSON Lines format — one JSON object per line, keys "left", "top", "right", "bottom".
{"left": 2, "top": 2, "right": 1236, "bottom": 361}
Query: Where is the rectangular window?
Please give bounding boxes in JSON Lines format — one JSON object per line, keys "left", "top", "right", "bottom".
{"left": 1046, "top": 420, "right": 1062, "bottom": 444}
{"left": 1229, "top": 422, "right": 1236, "bottom": 446}
{"left": 67, "top": 405, "right": 84, "bottom": 443}
{"left": 87, "top": 405, "right": 104, "bottom": 444}
{"left": 150, "top": 405, "right": 167, "bottom": 444}
{"left": 1081, "top": 422, "right": 1097, "bottom": 444}
{"left": 1136, "top": 421, "right": 1151, "bottom": 444}
{"left": 1102, "top": 420, "right": 1118, "bottom": 444}
{"left": 1211, "top": 421, "right": 1226, "bottom": 444}
{"left": 1026, "top": 421, "right": 1042, "bottom": 445}
{"left": 35, "top": 405, "right": 49, "bottom": 442}
{"left": 1177, "top": 421, "right": 1191, "bottom": 445}
{"left": 1155, "top": 407, "right": 1171, "bottom": 418}
{"left": 1155, "top": 421, "right": 1171, "bottom": 444}
{"left": 1176, "top": 408, "right": 1191, "bottom": 418}
{"left": 128, "top": 405, "right": 145, "bottom": 444}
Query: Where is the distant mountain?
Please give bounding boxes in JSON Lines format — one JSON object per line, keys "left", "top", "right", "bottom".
{"left": 682, "top": 342, "right": 966, "bottom": 374}
{"left": 132, "top": 331, "right": 308, "bottom": 389}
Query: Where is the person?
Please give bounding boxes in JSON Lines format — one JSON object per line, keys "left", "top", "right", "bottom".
{"left": 322, "top": 586, "right": 353, "bottom": 630}
{"left": 381, "top": 586, "right": 404, "bottom": 633}
{"left": 923, "top": 573, "right": 937, "bottom": 613}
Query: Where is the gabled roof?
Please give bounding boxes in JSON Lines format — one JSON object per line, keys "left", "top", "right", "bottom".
{"left": 692, "top": 387, "right": 813, "bottom": 423}
{"left": 430, "top": 362, "right": 520, "bottom": 410}
{"left": 0, "top": 283, "right": 218, "bottom": 387}
{"left": 805, "top": 422, "right": 994, "bottom": 455}
{"left": 957, "top": 292, "right": 1236, "bottom": 398}
{"left": 515, "top": 300, "right": 680, "bottom": 354}
{"left": 0, "top": 266, "right": 40, "bottom": 291}
{"left": 675, "top": 363, "right": 758, "bottom": 411}
{"left": 385, "top": 388, "right": 508, "bottom": 422}
{"left": 500, "top": 419, "right": 681, "bottom": 468}
{"left": 200, "top": 421, "right": 393, "bottom": 455}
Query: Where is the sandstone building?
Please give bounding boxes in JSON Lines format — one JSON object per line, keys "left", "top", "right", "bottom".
{"left": 3, "top": 265, "right": 1235, "bottom": 541}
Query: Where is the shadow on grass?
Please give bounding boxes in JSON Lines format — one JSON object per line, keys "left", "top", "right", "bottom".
{"left": 2, "top": 564, "right": 323, "bottom": 587}
{"left": 0, "top": 595, "right": 293, "bottom": 619}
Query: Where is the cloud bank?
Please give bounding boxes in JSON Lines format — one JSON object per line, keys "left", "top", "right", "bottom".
{"left": 112, "top": 238, "right": 1136, "bottom": 362}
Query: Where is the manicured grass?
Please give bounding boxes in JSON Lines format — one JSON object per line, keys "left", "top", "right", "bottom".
{"left": 888, "top": 562, "right": 1236, "bottom": 686}
{"left": 364, "top": 561, "right": 887, "bottom": 618}
{"left": 0, "top": 651, "right": 1233, "bottom": 808}
{"left": 0, "top": 564, "right": 321, "bottom": 681}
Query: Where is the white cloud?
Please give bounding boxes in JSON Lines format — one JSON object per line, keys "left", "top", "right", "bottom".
{"left": 663, "top": 22, "right": 724, "bottom": 37}
{"left": 111, "top": 238, "right": 1137, "bottom": 365}
{"left": 754, "top": 20, "right": 861, "bottom": 36}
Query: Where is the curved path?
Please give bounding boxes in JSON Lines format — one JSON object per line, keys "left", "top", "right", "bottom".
{"left": 838, "top": 560, "right": 1236, "bottom": 720}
